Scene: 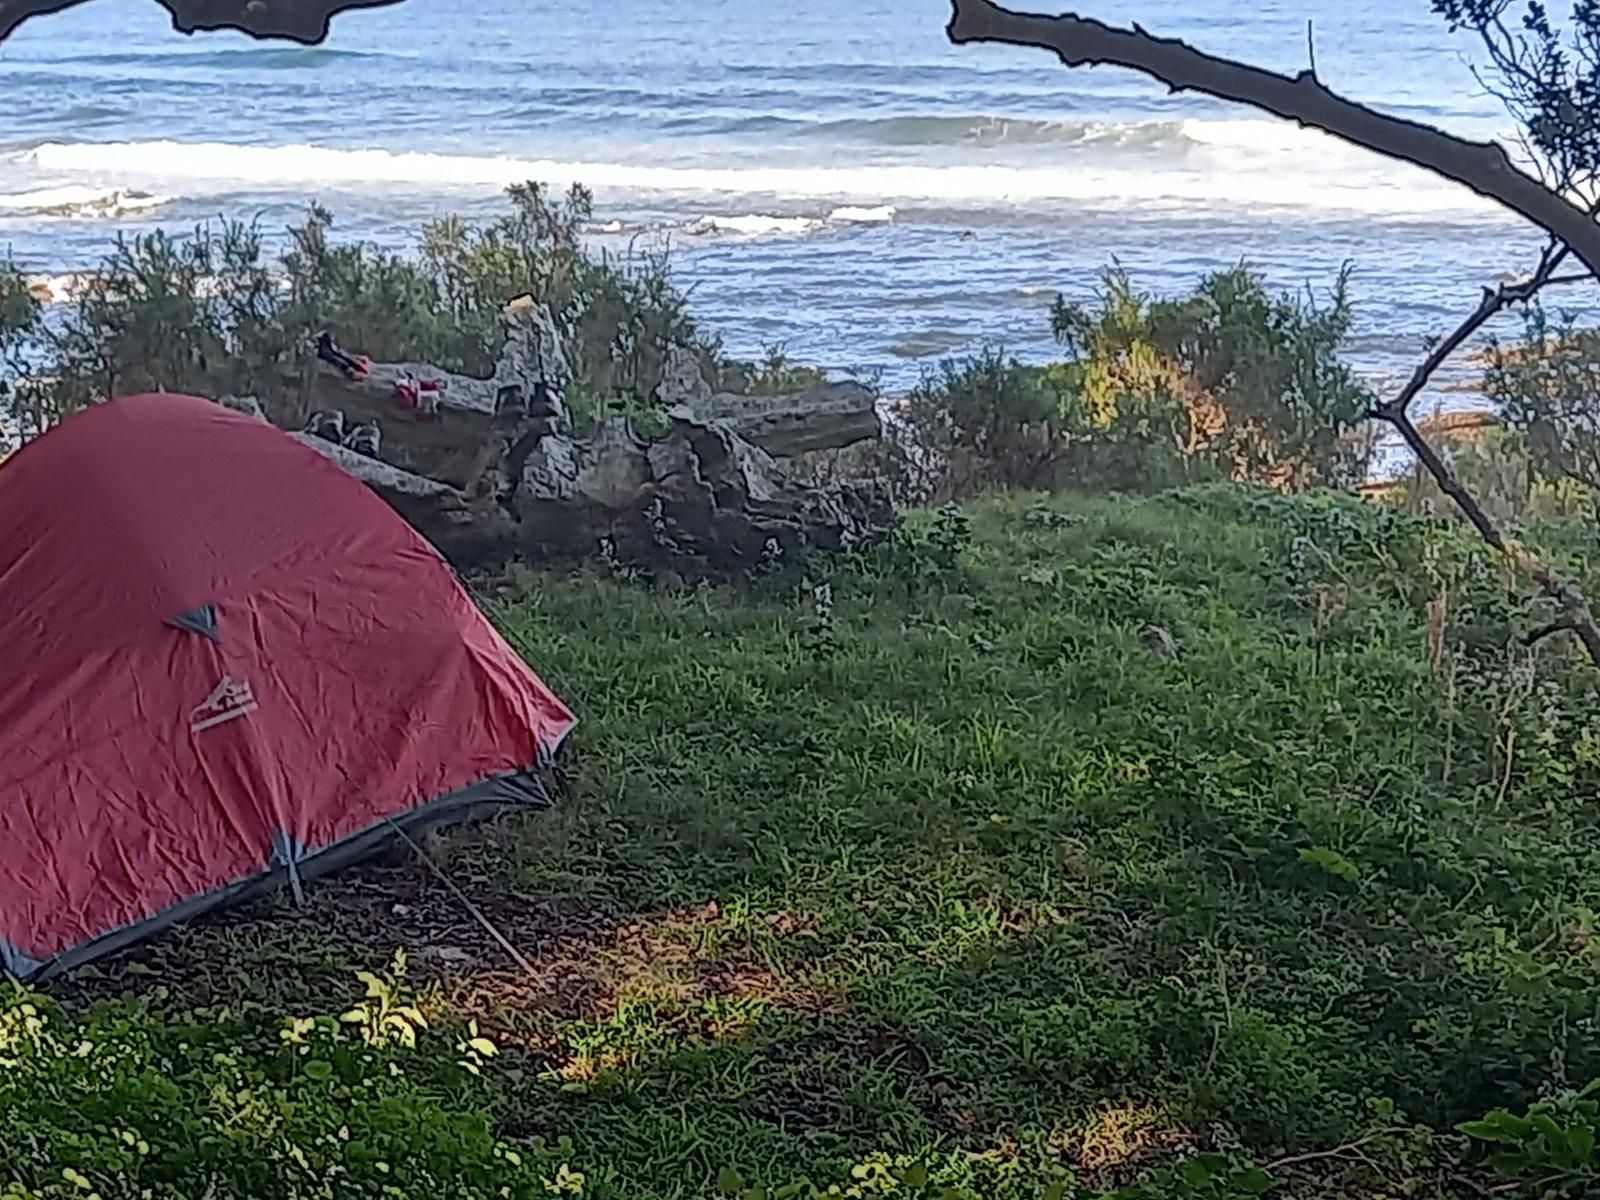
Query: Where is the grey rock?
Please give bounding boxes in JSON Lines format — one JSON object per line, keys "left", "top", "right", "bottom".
{"left": 688, "top": 380, "right": 883, "bottom": 458}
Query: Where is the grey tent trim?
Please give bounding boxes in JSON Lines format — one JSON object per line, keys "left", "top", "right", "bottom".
{"left": 0, "top": 938, "right": 44, "bottom": 979}
{"left": 165, "top": 603, "right": 220, "bottom": 641}
{"left": 8, "top": 757, "right": 561, "bottom": 984}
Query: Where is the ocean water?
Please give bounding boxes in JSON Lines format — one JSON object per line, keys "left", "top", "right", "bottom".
{"left": 0, "top": 0, "right": 1582, "bottom": 407}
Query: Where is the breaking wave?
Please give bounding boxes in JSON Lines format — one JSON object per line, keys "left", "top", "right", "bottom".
{"left": 811, "top": 114, "right": 1192, "bottom": 148}
{"left": 0, "top": 185, "right": 169, "bottom": 218}
{"left": 688, "top": 213, "right": 822, "bottom": 236}
{"left": 828, "top": 205, "right": 897, "bottom": 224}
{"left": 15, "top": 135, "right": 1504, "bottom": 217}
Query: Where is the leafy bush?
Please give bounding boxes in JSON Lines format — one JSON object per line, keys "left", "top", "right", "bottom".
{"left": 1380, "top": 424, "right": 1595, "bottom": 525}
{"left": 0, "top": 183, "right": 711, "bottom": 436}
{"left": 0, "top": 953, "right": 590, "bottom": 1200}
{"left": 0, "top": 264, "right": 46, "bottom": 444}
{"left": 1460, "top": 1080, "right": 1600, "bottom": 1197}
{"left": 721, "top": 343, "right": 832, "bottom": 396}
{"left": 1485, "top": 306, "right": 1600, "bottom": 500}
{"left": 902, "top": 266, "right": 1372, "bottom": 501}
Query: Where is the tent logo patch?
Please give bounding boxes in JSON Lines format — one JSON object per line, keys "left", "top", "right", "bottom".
{"left": 190, "top": 676, "right": 258, "bottom": 732}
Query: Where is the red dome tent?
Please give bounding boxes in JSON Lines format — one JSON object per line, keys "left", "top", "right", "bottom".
{"left": 0, "top": 393, "right": 575, "bottom": 981}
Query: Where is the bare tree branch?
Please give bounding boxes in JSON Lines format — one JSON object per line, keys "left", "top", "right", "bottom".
{"left": 1366, "top": 247, "right": 1600, "bottom": 664}
{"left": 945, "top": 0, "right": 1600, "bottom": 277}
{"left": 1379, "top": 399, "right": 1600, "bottom": 665}
{"left": 1525, "top": 618, "right": 1578, "bottom": 646}
{"left": 0, "top": 0, "right": 403, "bottom": 43}
{"left": 1372, "top": 245, "right": 1571, "bottom": 423}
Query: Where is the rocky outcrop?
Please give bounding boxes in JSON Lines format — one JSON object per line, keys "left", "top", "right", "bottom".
{"left": 680, "top": 380, "right": 883, "bottom": 458}
{"left": 656, "top": 343, "right": 883, "bottom": 459}
{"left": 511, "top": 414, "right": 892, "bottom": 571}
{"left": 293, "top": 296, "right": 895, "bottom": 575}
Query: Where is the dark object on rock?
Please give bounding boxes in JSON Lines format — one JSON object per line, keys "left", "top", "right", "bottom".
{"left": 316, "top": 330, "right": 369, "bottom": 381}
{"left": 344, "top": 421, "right": 381, "bottom": 458}
{"left": 305, "top": 410, "right": 345, "bottom": 444}
{"left": 1140, "top": 623, "right": 1179, "bottom": 659}
{"left": 495, "top": 384, "right": 526, "bottom": 418}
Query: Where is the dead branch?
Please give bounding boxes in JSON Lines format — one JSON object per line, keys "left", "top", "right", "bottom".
{"left": 945, "top": 0, "right": 1600, "bottom": 276}
{"left": 1525, "top": 618, "right": 1579, "bottom": 646}
{"left": 1364, "top": 248, "right": 1600, "bottom": 665}
{"left": 0, "top": 0, "right": 402, "bottom": 43}
{"left": 1372, "top": 245, "right": 1571, "bottom": 423}
{"left": 1387, "top": 400, "right": 1600, "bottom": 665}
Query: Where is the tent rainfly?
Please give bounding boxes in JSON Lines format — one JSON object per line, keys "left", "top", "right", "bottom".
{"left": 0, "top": 393, "right": 575, "bottom": 980}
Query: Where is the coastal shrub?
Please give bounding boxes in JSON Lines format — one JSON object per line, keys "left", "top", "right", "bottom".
{"left": 1484, "top": 306, "right": 1600, "bottom": 499}
{"left": 904, "top": 266, "right": 1372, "bottom": 500}
{"left": 1380, "top": 424, "right": 1595, "bottom": 524}
{"left": 0, "top": 261, "right": 47, "bottom": 443}
{"left": 0, "top": 183, "right": 710, "bottom": 436}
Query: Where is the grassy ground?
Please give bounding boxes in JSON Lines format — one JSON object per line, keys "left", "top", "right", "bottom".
{"left": 28, "top": 486, "right": 1600, "bottom": 1198}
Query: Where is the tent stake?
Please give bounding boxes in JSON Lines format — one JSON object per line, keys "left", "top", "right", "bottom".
{"left": 383, "top": 818, "right": 539, "bottom": 978}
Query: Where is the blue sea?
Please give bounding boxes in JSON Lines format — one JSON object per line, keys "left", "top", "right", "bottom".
{"left": 0, "top": 0, "right": 1577, "bottom": 408}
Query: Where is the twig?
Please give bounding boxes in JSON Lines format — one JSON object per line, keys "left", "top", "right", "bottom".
{"left": 1444, "top": 639, "right": 1458, "bottom": 788}
{"left": 1356, "top": 245, "right": 1600, "bottom": 666}
{"left": 946, "top": 0, "right": 1600, "bottom": 274}
{"left": 1495, "top": 725, "right": 1518, "bottom": 811}
{"left": 1371, "top": 245, "right": 1570, "bottom": 423}
{"left": 1204, "top": 944, "right": 1232, "bottom": 1071}
{"left": 1268, "top": 1132, "right": 1389, "bottom": 1170}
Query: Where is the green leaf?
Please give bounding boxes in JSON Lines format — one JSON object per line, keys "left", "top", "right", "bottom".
{"left": 1530, "top": 1112, "right": 1568, "bottom": 1155}
{"left": 301, "top": 1059, "right": 333, "bottom": 1081}
{"left": 468, "top": 1037, "right": 498, "bottom": 1057}
{"left": 1489, "top": 1150, "right": 1532, "bottom": 1175}
{"left": 1567, "top": 1125, "right": 1596, "bottom": 1163}
{"left": 1459, "top": 1118, "right": 1510, "bottom": 1143}
{"left": 1298, "top": 845, "right": 1360, "bottom": 883}
{"left": 899, "top": 1163, "right": 928, "bottom": 1190}
{"left": 1231, "top": 1166, "right": 1274, "bottom": 1194}
{"left": 1180, "top": 1159, "right": 1215, "bottom": 1188}
{"left": 718, "top": 1167, "right": 744, "bottom": 1194}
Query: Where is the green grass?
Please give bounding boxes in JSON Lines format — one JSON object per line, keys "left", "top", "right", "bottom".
{"left": 15, "top": 486, "right": 1600, "bottom": 1199}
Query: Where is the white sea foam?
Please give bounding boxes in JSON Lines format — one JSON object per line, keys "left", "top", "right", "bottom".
{"left": 828, "top": 204, "right": 896, "bottom": 224}
{"left": 0, "top": 184, "right": 169, "bottom": 218}
{"left": 15, "top": 136, "right": 1512, "bottom": 217}
{"left": 687, "top": 213, "right": 823, "bottom": 236}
